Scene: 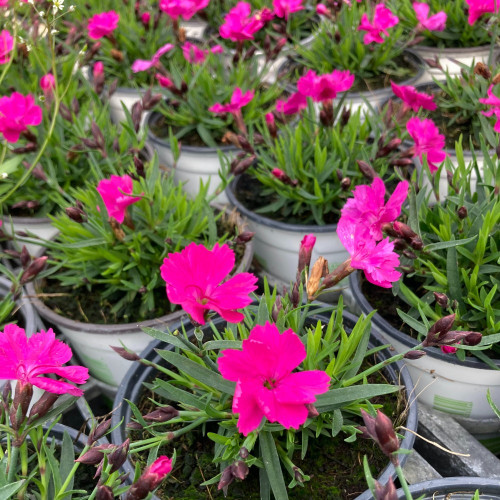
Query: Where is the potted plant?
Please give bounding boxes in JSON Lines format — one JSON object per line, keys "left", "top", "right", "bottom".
{"left": 389, "top": 0, "right": 500, "bottom": 81}
{"left": 283, "top": 1, "right": 426, "bottom": 114}
{"left": 146, "top": 50, "right": 281, "bottom": 201}
{"left": 109, "top": 237, "right": 422, "bottom": 499}
{"left": 349, "top": 160, "right": 500, "bottom": 434}
{"left": 380, "top": 61, "right": 500, "bottom": 199}
{"left": 25, "top": 157, "right": 254, "bottom": 389}
{"left": 226, "top": 96, "right": 411, "bottom": 284}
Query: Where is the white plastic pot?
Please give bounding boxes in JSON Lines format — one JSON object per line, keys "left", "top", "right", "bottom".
{"left": 227, "top": 177, "right": 349, "bottom": 285}
{"left": 412, "top": 44, "right": 500, "bottom": 83}
{"left": 2, "top": 215, "right": 58, "bottom": 256}
{"left": 350, "top": 272, "right": 500, "bottom": 435}
{"left": 146, "top": 111, "right": 235, "bottom": 203}
{"left": 108, "top": 87, "right": 148, "bottom": 127}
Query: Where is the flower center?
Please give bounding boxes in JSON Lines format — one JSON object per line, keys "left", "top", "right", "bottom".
{"left": 264, "top": 379, "right": 277, "bottom": 390}
{"left": 16, "top": 364, "right": 28, "bottom": 383}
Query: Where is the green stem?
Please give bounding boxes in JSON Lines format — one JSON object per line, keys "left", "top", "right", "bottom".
{"left": 54, "top": 445, "right": 89, "bottom": 500}
{"left": 7, "top": 445, "right": 20, "bottom": 483}
{"left": 395, "top": 462, "right": 413, "bottom": 500}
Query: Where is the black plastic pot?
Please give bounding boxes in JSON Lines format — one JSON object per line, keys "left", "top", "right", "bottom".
{"left": 111, "top": 311, "right": 418, "bottom": 500}
{"left": 396, "top": 477, "right": 500, "bottom": 499}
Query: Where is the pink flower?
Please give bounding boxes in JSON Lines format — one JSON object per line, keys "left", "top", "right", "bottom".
{"left": 316, "top": 4, "right": 330, "bottom": 16}
{"left": 131, "top": 43, "right": 174, "bottom": 73}
{"left": 155, "top": 73, "right": 174, "bottom": 88}
{"left": 93, "top": 61, "right": 104, "bottom": 78}
{"left": 465, "top": 0, "right": 500, "bottom": 25}
{"left": 0, "top": 30, "right": 13, "bottom": 65}
{"left": 479, "top": 84, "right": 500, "bottom": 132}
{"left": 391, "top": 81, "right": 436, "bottom": 112}
{"left": 297, "top": 69, "right": 355, "bottom": 102}
{"left": 276, "top": 91, "right": 307, "bottom": 115}
{"left": 218, "top": 322, "right": 330, "bottom": 435}
{"left": 406, "top": 117, "right": 447, "bottom": 173}
{"left": 182, "top": 42, "right": 207, "bottom": 64}
{"left": 441, "top": 343, "right": 459, "bottom": 354}
{"left": 126, "top": 456, "right": 172, "bottom": 497}
{"left": 358, "top": 4, "right": 399, "bottom": 44}
{"left": 0, "top": 0, "right": 9, "bottom": 7}
{"left": 87, "top": 11, "right": 119, "bottom": 40}
{"left": 96, "top": 174, "right": 142, "bottom": 223}
{"left": 209, "top": 88, "right": 254, "bottom": 114}
{"left": 340, "top": 178, "right": 409, "bottom": 241}
{"left": 159, "top": 0, "right": 210, "bottom": 20}
{"left": 413, "top": 2, "right": 446, "bottom": 31}
{"left": 220, "top": 2, "right": 265, "bottom": 41}
{"left": 0, "top": 92, "right": 43, "bottom": 143}
{"left": 337, "top": 223, "right": 402, "bottom": 288}
{"left": 40, "top": 73, "right": 55, "bottom": 99}
{"left": 0, "top": 324, "right": 89, "bottom": 396}
{"left": 141, "top": 11, "right": 151, "bottom": 26}
{"left": 298, "top": 234, "right": 316, "bottom": 274}
{"left": 160, "top": 243, "right": 258, "bottom": 325}
{"left": 273, "top": 0, "right": 304, "bottom": 20}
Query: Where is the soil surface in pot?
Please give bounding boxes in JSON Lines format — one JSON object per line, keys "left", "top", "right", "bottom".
{"left": 38, "top": 215, "right": 247, "bottom": 325}
{"left": 234, "top": 174, "right": 341, "bottom": 225}
{"left": 129, "top": 360, "right": 407, "bottom": 499}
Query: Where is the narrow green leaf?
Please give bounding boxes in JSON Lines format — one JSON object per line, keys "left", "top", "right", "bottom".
{"left": 142, "top": 328, "right": 195, "bottom": 351}
{"left": 316, "top": 385, "right": 399, "bottom": 412}
{"left": 424, "top": 235, "right": 478, "bottom": 252}
{"left": 0, "top": 480, "right": 25, "bottom": 498}
{"left": 203, "top": 340, "right": 243, "bottom": 350}
{"left": 260, "top": 432, "right": 288, "bottom": 500}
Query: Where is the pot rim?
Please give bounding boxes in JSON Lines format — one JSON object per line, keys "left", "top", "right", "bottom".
{"left": 226, "top": 176, "right": 339, "bottom": 233}
{"left": 2, "top": 214, "right": 53, "bottom": 225}
{"left": 280, "top": 49, "right": 425, "bottom": 99}
{"left": 110, "top": 310, "right": 418, "bottom": 498}
{"left": 412, "top": 43, "right": 499, "bottom": 54}
{"left": 146, "top": 110, "right": 239, "bottom": 154}
{"left": 349, "top": 271, "right": 500, "bottom": 369}
{"left": 0, "top": 276, "right": 38, "bottom": 335}
{"left": 24, "top": 204, "right": 254, "bottom": 334}
{"left": 401, "top": 476, "right": 500, "bottom": 499}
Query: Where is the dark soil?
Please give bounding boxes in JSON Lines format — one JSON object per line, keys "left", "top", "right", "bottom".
{"left": 234, "top": 174, "right": 340, "bottom": 225}
{"left": 128, "top": 359, "right": 406, "bottom": 499}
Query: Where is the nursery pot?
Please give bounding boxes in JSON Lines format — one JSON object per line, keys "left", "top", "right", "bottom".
{"left": 412, "top": 43, "right": 500, "bottom": 83}
{"left": 0, "top": 276, "right": 38, "bottom": 336}
{"left": 109, "top": 87, "right": 148, "bottom": 127}
{"left": 24, "top": 215, "right": 254, "bottom": 391}
{"left": 2, "top": 214, "right": 58, "bottom": 257}
{"left": 396, "top": 477, "right": 500, "bottom": 499}
{"left": 350, "top": 271, "right": 500, "bottom": 435}
{"left": 227, "top": 176, "right": 349, "bottom": 285}
{"left": 111, "top": 311, "right": 418, "bottom": 500}
{"left": 146, "top": 111, "right": 236, "bottom": 203}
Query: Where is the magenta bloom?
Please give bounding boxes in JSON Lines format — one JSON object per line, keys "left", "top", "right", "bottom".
{"left": 273, "top": 0, "right": 304, "bottom": 19}
{"left": 131, "top": 43, "right": 174, "bottom": 73}
{"left": 87, "top": 11, "right": 119, "bottom": 40}
{"left": 465, "top": 0, "right": 500, "bottom": 25}
{"left": 0, "top": 324, "right": 89, "bottom": 396}
{"left": 40, "top": 73, "right": 56, "bottom": 100}
{"left": 209, "top": 88, "right": 254, "bottom": 114}
{"left": 0, "top": 92, "right": 43, "bottom": 143}
{"left": 276, "top": 91, "right": 307, "bottom": 115}
{"left": 126, "top": 456, "right": 172, "bottom": 497}
{"left": 413, "top": 2, "right": 446, "bottom": 31}
{"left": 297, "top": 69, "right": 355, "bottom": 102}
{"left": 406, "top": 117, "right": 447, "bottom": 173}
{"left": 93, "top": 61, "right": 104, "bottom": 78}
{"left": 0, "top": 30, "right": 13, "bottom": 65}
{"left": 159, "top": 0, "right": 210, "bottom": 20}
{"left": 391, "top": 81, "right": 436, "bottom": 112}
{"left": 337, "top": 223, "right": 401, "bottom": 288}
{"left": 96, "top": 174, "right": 142, "bottom": 223}
{"left": 218, "top": 322, "right": 330, "bottom": 435}
{"left": 182, "top": 42, "right": 207, "bottom": 64}
{"left": 160, "top": 243, "right": 258, "bottom": 325}
{"left": 479, "top": 85, "right": 500, "bottom": 132}
{"left": 358, "top": 4, "right": 399, "bottom": 44}
{"left": 220, "top": 2, "right": 265, "bottom": 41}
{"left": 156, "top": 73, "right": 174, "bottom": 88}
{"left": 441, "top": 343, "right": 459, "bottom": 354}
{"left": 340, "top": 178, "right": 409, "bottom": 241}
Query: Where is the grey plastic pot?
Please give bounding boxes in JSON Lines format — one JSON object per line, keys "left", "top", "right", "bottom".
{"left": 25, "top": 208, "right": 254, "bottom": 391}
{"left": 0, "top": 276, "right": 38, "bottom": 336}
{"left": 349, "top": 271, "right": 500, "bottom": 436}
{"left": 111, "top": 311, "right": 418, "bottom": 500}
{"left": 396, "top": 477, "right": 500, "bottom": 499}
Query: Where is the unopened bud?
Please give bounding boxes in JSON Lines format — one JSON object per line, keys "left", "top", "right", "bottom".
{"left": 265, "top": 112, "right": 277, "bottom": 138}
{"left": 356, "top": 160, "right": 376, "bottom": 181}
{"left": 237, "top": 135, "right": 253, "bottom": 153}
{"left": 271, "top": 168, "right": 298, "bottom": 187}
{"left": 232, "top": 155, "right": 256, "bottom": 175}
{"left": 393, "top": 238, "right": 407, "bottom": 251}
{"left": 463, "top": 331, "right": 482, "bottom": 346}
{"left": 293, "top": 466, "right": 306, "bottom": 483}
{"left": 402, "top": 249, "right": 417, "bottom": 259}
{"left": 76, "top": 444, "right": 113, "bottom": 465}
{"left": 66, "top": 206, "right": 87, "bottom": 223}
{"left": 306, "top": 403, "right": 319, "bottom": 418}
{"left": 110, "top": 48, "right": 124, "bottom": 62}
{"left": 340, "top": 177, "right": 351, "bottom": 190}
{"left": 474, "top": 62, "right": 491, "bottom": 79}
{"left": 143, "top": 406, "right": 179, "bottom": 423}
{"left": 239, "top": 447, "right": 249, "bottom": 459}
{"left": 433, "top": 292, "right": 449, "bottom": 308}
{"left": 230, "top": 461, "right": 249, "bottom": 481}
{"left": 108, "top": 438, "right": 129, "bottom": 472}
{"left": 424, "top": 314, "right": 455, "bottom": 347}
{"left": 28, "top": 390, "right": 60, "bottom": 420}
{"left": 235, "top": 231, "right": 255, "bottom": 244}
{"left": 20, "top": 256, "right": 48, "bottom": 285}
{"left": 88, "top": 419, "right": 112, "bottom": 445}
{"left": 218, "top": 466, "right": 235, "bottom": 494}
{"left": 96, "top": 485, "right": 114, "bottom": 500}
{"left": 374, "top": 410, "right": 400, "bottom": 458}
{"left": 131, "top": 102, "right": 143, "bottom": 132}
{"left": 271, "top": 295, "right": 282, "bottom": 322}
{"left": 306, "top": 256, "right": 329, "bottom": 300}
{"left": 20, "top": 246, "right": 30, "bottom": 268}
{"left": 404, "top": 350, "right": 426, "bottom": 360}
{"left": 59, "top": 103, "right": 73, "bottom": 122}
{"left": 111, "top": 346, "right": 141, "bottom": 362}
{"left": 374, "top": 477, "right": 398, "bottom": 500}
{"left": 457, "top": 206, "right": 468, "bottom": 219}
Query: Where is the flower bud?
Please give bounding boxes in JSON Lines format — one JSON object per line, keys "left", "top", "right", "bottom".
{"left": 59, "top": 103, "right": 73, "bottom": 122}
{"left": 433, "top": 292, "right": 449, "bottom": 308}
{"left": 218, "top": 466, "right": 235, "bottom": 495}
{"left": 374, "top": 477, "right": 398, "bottom": 500}
{"left": 306, "top": 256, "right": 329, "bottom": 300}
{"left": 88, "top": 418, "right": 112, "bottom": 445}
{"left": 20, "top": 257, "right": 48, "bottom": 285}
{"left": 356, "top": 160, "right": 376, "bottom": 181}
{"left": 316, "top": 3, "right": 332, "bottom": 18}
{"left": 237, "top": 135, "right": 253, "bottom": 153}
{"left": 235, "top": 231, "right": 255, "bottom": 245}
{"left": 271, "top": 295, "right": 282, "bottom": 322}
{"left": 306, "top": 403, "right": 319, "bottom": 418}
{"left": 230, "top": 461, "right": 249, "bottom": 481}
{"left": 20, "top": 246, "right": 30, "bottom": 268}
{"left": 374, "top": 410, "right": 400, "bottom": 458}
{"left": 402, "top": 249, "right": 417, "bottom": 260}
{"left": 131, "top": 101, "right": 143, "bottom": 132}
{"left": 142, "top": 91, "right": 163, "bottom": 111}
{"left": 293, "top": 466, "right": 306, "bottom": 484}
{"left": 239, "top": 447, "right": 249, "bottom": 459}
{"left": 423, "top": 314, "right": 455, "bottom": 347}
{"left": 2, "top": 381, "right": 11, "bottom": 405}
{"left": 10, "top": 382, "right": 33, "bottom": 430}
{"left": 272, "top": 168, "right": 297, "bottom": 187}
{"left": 76, "top": 444, "right": 113, "bottom": 465}
{"left": 111, "top": 345, "right": 141, "bottom": 362}
{"left": 474, "top": 62, "right": 491, "bottom": 79}
{"left": 265, "top": 112, "right": 277, "bottom": 138}
{"left": 108, "top": 438, "right": 129, "bottom": 472}
{"left": 232, "top": 155, "right": 256, "bottom": 176}
{"left": 110, "top": 48, "right": 124, "bottom": 62}
{"left": 96, "top": 485, "right": 114, "bottom": 500}
{"left": 40, "top": 73, "right": 55, "bottom": 99}
{"left": 340, "top": 106, "right": 351, "bottom": 126}
{"left": 463, "top": 332, "right": 482, "bottom": 346}
{"left": 66, "top": 206, "right": 87, "bottom": 223}
{"left": 404, "top": 350, "right": 426, "bottom": 360}
{"left": 409, "top": 236, "right": 424, "bottom": 251}
{"left": 393, "top": 238, "right": 407, "bottom": 251}
{"left": 143, "top": 405, "right": 179, "bottom": 423}
{"left": 340, "top": 177, "right": 351, "bottom": 190}
{"left": 28, "top": 390, "right": 60, "bottom": 420}
{"left": 291, "top": 281, "right": 300, "bottom": 309}
{"left": 297, "top": 234, "right": 316, "bottom": 279}
{"left": 457, "top": 206, "right": 468, "bottom": 219}
{"left": 141, "top": 11, "right": 151, "bottom": 27}
{"left": 126, "top": 456, "right": 173, "bottom": 500}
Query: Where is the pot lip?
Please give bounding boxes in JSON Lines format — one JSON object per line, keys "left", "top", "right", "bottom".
{"left": 2, "top": 214, "right": 53, "bottom": 225}
{"left": 146, "top": 109, "right": 239, "bottom": 154}
{"left": 281, "top": 49, "right": 425, "bottom": 99}
{"left": 0, "top": 276, "right": 37, "bottom": 335}
{"left": 110, "top": 310, "right": 418, "bottom": 495}
{"left": 412, "top": 43, "right": 499, "bottom": 55}
{"left": 226, "top": 176, "right": 339, "bottom": 233}
{"left": 392, "top": 80, "right": 494, "bottom": 158}
{"left": 24, "top": 204, "right": 254, "bottom": 334}
{"left": 402, "top": 476, "right": 500, "bottom": 498}
{"left": 349, "top": 271, "right": 500, "bottom": 369}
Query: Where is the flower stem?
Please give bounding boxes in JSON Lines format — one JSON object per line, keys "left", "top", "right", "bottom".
{"left": 7, "top": 445, "right": 20, "bottom": 483}
{"left": 54, "top": 445, "right": 89, "bottom": 500}
{"left": 395, "top": 462, "right": 413, "bottom": 500}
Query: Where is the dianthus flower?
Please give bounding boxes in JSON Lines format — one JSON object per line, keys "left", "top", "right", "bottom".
{"left": 297, "top": 69, "right": 355, "bottom": 102}
{"left": 0, "top": 30, "right": 13, "bottom": 64}
{"left": 413, "top": 2, "right": 446, "bottom": 31}
{"left": 358, "top": 4, "right": 399, "bottom": 44}
{"left": 87, "top": 11, "right": 119, "bottom": 40}
{"left": 159, "top": 0, "right": 210, "bottom": 20}
{"left": 406, "top": 117, "right": 447, "bottom": 173}
{"left": 479, "top": 84, "right": 500, "bottom": 132}
{"left": 131, "top": 43, "right": 174, "bottom": 73}
{"left": 465, "top": 0, "right": 500, "bottom": 25}
{"left": 0, "top": 92, "right": 42, "bottom": 143}
{"left": 219, "top": 2, "right": 265, "bottom": 41}
{"left": 391, "top": 81, "right": 436, "bottom": 112}
{"left": 96, "top": 174, "right": 142, "bottom": 223}
{"left": 273, "top": 0, "right": 304, "bottom": 19}
{"left": 209, "top": 88, "right": 254, "bottom": 114}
